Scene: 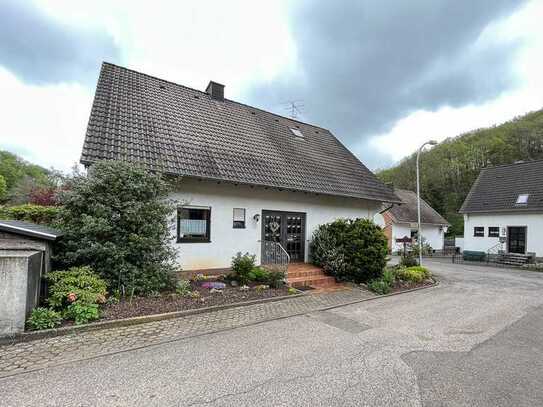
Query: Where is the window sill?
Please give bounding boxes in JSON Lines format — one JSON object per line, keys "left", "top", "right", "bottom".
{"left": 177, "top": 239, "right": 211, "bottom": 244}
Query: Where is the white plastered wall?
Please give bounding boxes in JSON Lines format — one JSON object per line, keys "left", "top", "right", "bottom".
{"left": 391, "top": 223, "right": 444, "bottom": 252}
{"left": 168, "top": 178, "right": 383, "bottom": 270}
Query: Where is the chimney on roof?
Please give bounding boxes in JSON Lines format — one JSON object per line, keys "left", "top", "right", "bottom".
{"left": 205, "top": 81, "right": 224, "bottom": 101}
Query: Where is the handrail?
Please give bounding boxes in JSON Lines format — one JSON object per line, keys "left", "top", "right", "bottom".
{"left": 261, "top": 240, "right": 290, "bottom": 280}
{"left": 486, "top": 242, "right": 504, "bottom": 263}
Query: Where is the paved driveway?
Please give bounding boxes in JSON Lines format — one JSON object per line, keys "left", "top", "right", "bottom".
{"left": 2, "top": 260, "right": 543, "bottom": 406}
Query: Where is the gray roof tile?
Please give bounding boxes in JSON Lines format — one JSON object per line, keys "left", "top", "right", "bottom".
{"left": 386, "top": 189, "right": 449, "bottom": 225}
{"left": 460, "top": 160, "right": 543, "bottom": 213}
{"left": 81, "top": 63, "right": 400, "bottom": 203}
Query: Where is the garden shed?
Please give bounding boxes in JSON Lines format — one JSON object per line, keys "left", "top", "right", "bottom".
{"left": 0, "top": 220, "right": 63, "bottom": 336}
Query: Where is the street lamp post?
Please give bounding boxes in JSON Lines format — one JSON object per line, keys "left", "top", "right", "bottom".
{"left": 416, "top": 140, "right": 438, "bottom": 266}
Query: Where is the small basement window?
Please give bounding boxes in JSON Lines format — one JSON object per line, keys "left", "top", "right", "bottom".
{"left": 488, "top": 227, "right": 499, "bottom": 237}
{"left": 290, "top": 128, "right": 304, "bottom": 139}
{"left": 177, "top": 207, "right": 211, "bottom": 243}
{"left": 233, "top": 208, "right": 246, "bottom": 229}
{"left": 474, "top": 227, "right": 484, "bottom": 237}
{"left": 516, "top": 194, "right": 529, "bottom": 205}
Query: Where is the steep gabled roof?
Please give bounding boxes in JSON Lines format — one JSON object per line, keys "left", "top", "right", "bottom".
{"left": 386, "top": 189, "right": 449, "bottom": 225}
{"left": 81, "top": 63, "right": 400, "bottom": 203}
{"left": 460, "top": 160, "right": 543, "bottom": 213}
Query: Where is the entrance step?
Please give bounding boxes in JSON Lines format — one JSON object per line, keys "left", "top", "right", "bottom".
{"left": 496, "top": 253, "right": 531, "bottom": 266}
{"left": 287, "top": 263, "right": 344, "bottom": 290}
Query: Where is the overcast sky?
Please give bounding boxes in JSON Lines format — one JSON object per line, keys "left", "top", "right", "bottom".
{"left": 1, "top": 0, "right": 542, "bottom": 172}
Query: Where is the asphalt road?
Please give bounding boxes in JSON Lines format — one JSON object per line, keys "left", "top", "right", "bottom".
{"left": 2, "top": 260, "right": 543, "bottom": 406}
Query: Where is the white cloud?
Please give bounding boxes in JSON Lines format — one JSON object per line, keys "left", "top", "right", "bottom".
{"left": 366, "top": 0, "right": 543, "bottom": 168}
{"left": 0, "top": 67, "right": 92, "bottom": 171}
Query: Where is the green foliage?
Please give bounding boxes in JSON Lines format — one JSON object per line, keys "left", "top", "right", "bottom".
{"left": 396, "top": 266, "right": 430, "bottom": 283}
{"left": 47, "top": 266, "right": 108, "bottom": 309}
{"left": 287, "top": 287, "right": 299, "bottom": 295}
{"left": 0, "top": 175, "right": 7, "bottom": 202}
{"left": 311, "top": 218, "right": 388, "bottom": 283}
{"left": 400, "top": 253, "right": 419, "bottom": 267}
{"left": 54, "top": 160, "right": 176, "bottom": 295}
{"left": 0, "top": 204, "right": 60, "bottom": 225}
{"left": 231, "top": 252, "right": 256, "bottom": 284}
{"left": 367, "top": 279, "right": 391, "bottom": 295}
{"left": 64, "top": 303, "right": 100, "bottom": 325}
{"left": 176, "top": 279, "right": 192, "bottom": 296}
{"left": 381, "top": 268, "right": 395, "bottom": 287}
{"left": 266, "top": 270, "right": 286, "bottom": 288}
{"left": 377, "top": 109, "right": 543, "bottom": 236}
{"left": 27, "top": 307, "right": 62, "bottom": 330}
{"left": 0, "top": 150, "right": 53, "bottom": 203}
{"left": 248, "top": 266, "right": 270, "bottom": 282}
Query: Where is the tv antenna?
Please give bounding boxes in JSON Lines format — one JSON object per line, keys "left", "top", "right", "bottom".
{"left": 283, "top": 100, "right": 304, "bottom": 119}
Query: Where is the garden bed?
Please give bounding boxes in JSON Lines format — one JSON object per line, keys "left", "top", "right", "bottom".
{"left": 100, "top": 283, "right": 290, "bottom": 321}
{"left": 389, "top": 278, "right": 435, "bottom": 293}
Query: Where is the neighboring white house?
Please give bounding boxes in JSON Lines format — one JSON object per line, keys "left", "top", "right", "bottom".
{"left": 381, "top": 189, "right": 449, "bottom": 253}
{"left": 81, "top": 63, "right": 401, "bottom": 271}
{"left": 460, "top": 160, "right": 543, "bottom": 258}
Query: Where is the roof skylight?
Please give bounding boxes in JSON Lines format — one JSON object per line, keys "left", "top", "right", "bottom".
{"left": 516, "top": 194, "right": 529, "bottom": 204}
{"left": 290, "top": 128, "right": 304, "bottom": 139}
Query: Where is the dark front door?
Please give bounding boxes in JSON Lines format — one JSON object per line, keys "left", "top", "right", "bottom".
{"left": 508, "top": 226, "right": 527, "bottom": 254}
{"left": 262, "top": 210, "right": 306, "bottom": 262}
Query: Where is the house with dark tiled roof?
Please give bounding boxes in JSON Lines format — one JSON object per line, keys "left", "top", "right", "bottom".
{"left": 81, "top": 62, "right": 400, "bottom": 272}
{"left": 460, "top": 160, "right": 543, "bottom": 258}
{"left": 378, "top": 189, "right": 449, "bottom": 253}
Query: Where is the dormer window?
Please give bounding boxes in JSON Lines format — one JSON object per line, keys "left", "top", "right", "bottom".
{"left": 516, "top": 194, "right": 529, "bottom": 205}
{"left": 290, "top": 128, "right": 304, "bottom": 139}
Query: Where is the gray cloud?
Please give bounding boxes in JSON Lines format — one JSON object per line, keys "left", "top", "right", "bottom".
{"left": 244, "top": 0, "right": 526, "bottom": 168}
{"left": 0, "top": 0, "right": 119, "bottom": 85}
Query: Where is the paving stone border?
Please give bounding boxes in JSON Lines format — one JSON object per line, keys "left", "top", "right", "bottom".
{"left": 1, "top": 292, "right": 306, "bottom": 345}
{"left": 0, "top": 281, "right": 438, "bottom": 379}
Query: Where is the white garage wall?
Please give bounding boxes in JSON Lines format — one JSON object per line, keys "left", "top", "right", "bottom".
{"left": 463, "top": 213, "right": 543, "bottom": 256}
{"left": 391, "top": 223, "right": 444, "bottom": 252}
{"left": 168, "top": 178, "right": 382, "bottom": 270}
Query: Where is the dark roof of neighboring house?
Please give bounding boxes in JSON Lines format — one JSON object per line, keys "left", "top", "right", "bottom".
{"left": 0, "top": 220, "right": 63, "bottom": 241}
{"left": 80, "top": 62, "right": 400, "bottom": 203}
{"left": 385, "top": 189, "right": 449, "bottom": 225}
{"left": 459, "top": 160, "right": 543, "bottom": 213}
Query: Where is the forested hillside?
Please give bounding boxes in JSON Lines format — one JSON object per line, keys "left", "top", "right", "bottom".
{"left": 0, "top": 150, "right": 55, "bottom": 203}
{"left": 377, "top": 108, "right": 543, "bottom": 236}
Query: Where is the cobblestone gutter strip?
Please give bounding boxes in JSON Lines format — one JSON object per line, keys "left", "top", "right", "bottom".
{"left": 0, "top": 292, "right": 306, "bottom": 346}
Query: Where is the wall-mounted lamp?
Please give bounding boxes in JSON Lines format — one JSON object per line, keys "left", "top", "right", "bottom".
{"left": 253, "top": 214, "right": 260, "bottom": 222}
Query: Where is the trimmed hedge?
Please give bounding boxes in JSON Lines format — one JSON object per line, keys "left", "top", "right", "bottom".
{"left": 311, "top": 218, "right": 388, "bottom": 283}
{"left": 0, "top": 204, "right": 60, "bottom": 225}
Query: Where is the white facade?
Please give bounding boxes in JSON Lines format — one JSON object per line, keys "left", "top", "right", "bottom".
{"left": 168, "top": 178, "right": 382, "bottom": 270}
{"left": 390, "top": 223, "right": 445, "bottom": 253}
{"left": 463, "top": 212, "right": 543, "bottom": 256}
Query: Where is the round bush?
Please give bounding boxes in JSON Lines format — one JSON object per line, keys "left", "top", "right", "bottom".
{"left": 311, "top": 218, "right": 388, "bottom": 283}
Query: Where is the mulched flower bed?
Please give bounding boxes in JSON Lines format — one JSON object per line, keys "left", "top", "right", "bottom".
{"left": 389, "top": 279, "right": 435, "bottom": 293}
{"left": 100, "top": 282, "right": 290, "bottom": 321}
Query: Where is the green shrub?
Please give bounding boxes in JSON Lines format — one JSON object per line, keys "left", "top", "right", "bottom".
{"left": 248, "top": 266, "right": 270, "bottom": 282}
{"left": 382, "top": 268, "right": 395, "bottom": 287}
{"left": 266, "top": 270, "right": 286, "bottom": 288}
{"left": 311, "top": 218, "right": 388, "bottom": 283}
{"left": 231, "top": 252, "right": 256, "bottom": 284}
{"left": 64, "top": 303, "right": 100, "bottom": 325}
{"left": 47, "top": 266, "right": 108, "bottom": 309}
{"left": 53, "top": 160, "right": 177, "bottom": 295}
{"left": 0, "top": 204, "right": 60, "bottom": 225}
{"left": 176, "top": 279, "right": 192, "bottom": 296}
{"left": 27, "top": 307, "right": 62, "bottom": 330}
{"left": 397, "top": 266, "right": 430, "bottom": 283}
{"left": 400, "top": 253, "right": 418, "bottom": 267}
{"left": 367, "top": 279, "right": 391, "bottom": 295}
